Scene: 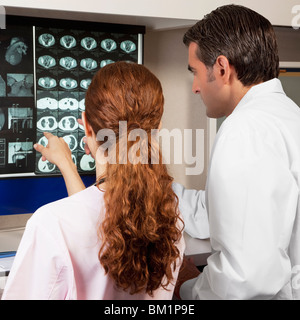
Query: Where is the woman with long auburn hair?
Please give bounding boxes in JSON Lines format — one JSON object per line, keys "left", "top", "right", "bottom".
{"left": 2, "top": 62, "right": 185, "bottom": 300}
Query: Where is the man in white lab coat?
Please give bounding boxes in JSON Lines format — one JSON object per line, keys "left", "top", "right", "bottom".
{"left": 175, "top": 4, "right": 300, "bottom": 299}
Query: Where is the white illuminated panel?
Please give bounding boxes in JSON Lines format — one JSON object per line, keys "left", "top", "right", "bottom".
{"left": 0, "top": 16, "right": 144, "bottom": 177}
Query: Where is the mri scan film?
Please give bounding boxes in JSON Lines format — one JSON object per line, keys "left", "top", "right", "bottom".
{"left": 0, "top": 19, "right": 141, "bottom": 176}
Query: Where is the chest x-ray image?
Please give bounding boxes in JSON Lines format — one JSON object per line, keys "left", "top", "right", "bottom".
{"left": 58, "top": 116, "right": 78, "bottom": 131}
{"left": 80, "top": 153, "right": 96, "bottom": 171}
{"left": 0, "top": 17, "right": 143, "bottom": 175}
{"left": 37, "top": 97, "right": 58, "bottom": 110}
{"left": 37, "top": 133, "right": 77, "bottom": 158}
{"left": 37, "top": 157, "right": 56, "bottom": 173}
{"left": 62, "top": 134, "right": 78, "bottom": 151}
{"left": 59, "top": 97, "right": 78, "bottom": 111}
{"left": 58, "top": 97, "right": 79, "bottom": 111}
{"left": 37, "top": 116, "right": 58, "bottom": 131}
{"left": 0, "top": 20, "right": 139, "bottom": 176}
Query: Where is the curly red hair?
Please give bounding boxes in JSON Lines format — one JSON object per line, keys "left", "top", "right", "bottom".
{"left": 85, "top": 61, "right": 183, "bottom": 295}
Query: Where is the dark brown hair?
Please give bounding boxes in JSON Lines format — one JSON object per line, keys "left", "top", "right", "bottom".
{"left": 183, "top": 4, "right": 279, "bottom": 86}
{"left": 85, "top": 61, "right": 183, "bottom": 295}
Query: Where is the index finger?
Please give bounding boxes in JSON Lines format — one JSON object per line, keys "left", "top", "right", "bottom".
{"left": 33, "top": 143, "right": 47, "bottom": 161}
{"left": 43, "top": 131, "right": 54, "bottom": 140}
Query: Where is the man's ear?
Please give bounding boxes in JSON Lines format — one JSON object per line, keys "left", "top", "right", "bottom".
{"left": 81, "top": 111, "right": 93, "bottom": 137}
{"left": 214, "top": 55, "right": 231, "bottom": 83}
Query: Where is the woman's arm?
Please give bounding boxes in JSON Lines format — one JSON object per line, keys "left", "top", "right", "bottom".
{"left": 34, "top": 132, "right": 86, "bottom": 196}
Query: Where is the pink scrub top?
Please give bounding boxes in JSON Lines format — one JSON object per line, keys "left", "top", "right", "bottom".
{"left": 2, "top": 186, "right": 185, "bottom": 300}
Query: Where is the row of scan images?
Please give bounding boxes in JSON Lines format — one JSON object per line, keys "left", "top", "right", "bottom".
{"left": 36, "top": 152, "right": 95, "bottom": 174}
{"left": 37, "top": 74, "right": 92, "bottom": 91}
{"left": 37, "top": 55, "right": 124, "bottom": 72}
{"left": 37, "top": 95, "right": 85, "bottom": 112}
{"left": 6, "top": 139, "right": 95, "bottom": 173}
{"left": 3, "top": 119, "right": 96, "bottom": 173}
{"left": 36, "top": 112, "right": 83, "bottom": 132}
{"left": 37, "top": 33, "right": 137, "bottom": 54}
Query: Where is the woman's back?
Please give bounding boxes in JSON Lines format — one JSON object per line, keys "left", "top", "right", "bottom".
{"left": 2, "top": 186, "right": 185, "bottom": 300}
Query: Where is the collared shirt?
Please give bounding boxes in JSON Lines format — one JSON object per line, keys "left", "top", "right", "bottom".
{"left": 180, "top": 78, "right": 300, "bottom": 299}
{"left": 2, "top": 186, "right": 185, "bottom": 300}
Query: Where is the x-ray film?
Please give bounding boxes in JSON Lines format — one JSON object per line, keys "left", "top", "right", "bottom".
{"left": 0, "top": 19, "right": 140, "bottom": 176}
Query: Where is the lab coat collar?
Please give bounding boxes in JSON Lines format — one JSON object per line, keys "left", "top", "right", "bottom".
{"left": 233, "top": 78, "right": 285, "bottom": 113}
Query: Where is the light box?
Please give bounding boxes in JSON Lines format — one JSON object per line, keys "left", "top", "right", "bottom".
{"left": 0, "top": 15, "right": 145, "bottom": 215}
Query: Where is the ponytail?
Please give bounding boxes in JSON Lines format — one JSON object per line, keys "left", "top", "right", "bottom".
{"left": 85, "top": 61, "right": 183, "bottom": 295}
{"left": 99, "top": 129, "right": 182, "bottom": 295}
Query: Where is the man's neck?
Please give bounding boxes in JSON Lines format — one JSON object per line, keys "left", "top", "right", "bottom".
{"left": 226, "top": 81, "right": 260, "bottom": 117}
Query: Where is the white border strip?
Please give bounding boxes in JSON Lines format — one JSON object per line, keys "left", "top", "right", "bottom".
{"left": 138, "top": 33, "right": 143, "bottom": 64}
{"left": 0, "top": 173, "right": 36, "bottom": 178}
{"left": 279, "top": 61, "right": 300, "bottom": 68}
{"left": 33, "top": 26, "right": 37, "bottom": 107}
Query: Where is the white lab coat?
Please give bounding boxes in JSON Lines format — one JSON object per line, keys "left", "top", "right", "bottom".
{"left": 172, "top": 183, "right": 209, "bottom": 239}
{"left": 177, "top": 79, "right": 300, "bottom": 299}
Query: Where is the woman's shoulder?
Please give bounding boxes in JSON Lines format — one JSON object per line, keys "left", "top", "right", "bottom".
{"left": 30, "top": 186, "right": 104, "bottom": 228}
